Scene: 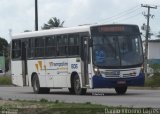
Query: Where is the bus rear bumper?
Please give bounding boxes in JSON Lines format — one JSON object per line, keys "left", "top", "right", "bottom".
{"left": 92, "top": 73, "right": 145, "bottom": 88}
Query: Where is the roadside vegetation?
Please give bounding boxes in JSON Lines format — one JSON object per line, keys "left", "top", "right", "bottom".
{"left": 145, "top": 73, "right": 160, "bottom": 87}
{"left": 0, "top": 76, "right": 12, "bottom": 85}
{"left": 0, "top": 99, "right": 107, "bottom": 114}
{"left": 145, "top": 64, "right": 160, "bottom": 87}
{"left": 0, "top": 99, "right": 158, "bottom": 114}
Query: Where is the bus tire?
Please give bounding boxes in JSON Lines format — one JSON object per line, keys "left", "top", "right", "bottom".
{"left": 32, "top": 74, "right": 50, "bottom": 94}
{"left": 68, "top": 88, "right": 75, "bottom": 94}
{"left": 115, "top": 86, "right": 127, "bottom": 95}
{"left": 68, "top": 74, "right": 75, "bottom": 94}
{"left": 73, "top": 74, "right": 87, "bottom": 95}
{"left": 42, "top": 88, "right": 50, "bottom": 94}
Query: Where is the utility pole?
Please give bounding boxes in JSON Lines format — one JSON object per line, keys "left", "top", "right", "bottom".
{"left": 141, "top": 4, "right": 157, "bottom": 77}
{"left": 35, "top": 0, "right": 38, "bottom": 31}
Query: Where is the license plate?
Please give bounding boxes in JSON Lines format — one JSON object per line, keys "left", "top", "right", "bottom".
{"left": 117, "top": 80, "right": 126, "bottom": 85}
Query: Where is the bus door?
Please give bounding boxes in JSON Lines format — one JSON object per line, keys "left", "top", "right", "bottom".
{"left": 21, "top": 40, "right": 28, "bottom": 86}
{"left": 81, "top": 36, "right": 89, "bottom": 87}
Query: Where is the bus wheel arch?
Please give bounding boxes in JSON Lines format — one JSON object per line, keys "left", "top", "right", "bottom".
{"left": 69, "top": 72, "right": 87, "bottom": 95}
{"left": 31, "top": 73, "right": 50, "bottom": 94}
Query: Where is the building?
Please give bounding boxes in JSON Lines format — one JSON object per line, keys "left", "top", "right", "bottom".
{"left": 0, "top": 56, "right": 5, "bottom": 72}
{"left": 148, "top": 39, "right": 160, "bottom": 64}
{"left": 147, "top": 39, "right": 160, "bottom": 74}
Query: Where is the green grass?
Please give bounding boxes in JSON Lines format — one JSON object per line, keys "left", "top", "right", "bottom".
{"left": 0, "top": 76, "right": 12, "bottom": 85}
{"left": 0, "top": 100, "right": 107, "bottom": 114}
{"left": 145, "top": 73, "right": 160, "bottom": 87}
{"left": 0, "top": 99, "right": 158, "bottom": 114}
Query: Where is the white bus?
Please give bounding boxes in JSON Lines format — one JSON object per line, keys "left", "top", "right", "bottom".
{"left": 11, "top": 24, "right": 144, "bottom": 95}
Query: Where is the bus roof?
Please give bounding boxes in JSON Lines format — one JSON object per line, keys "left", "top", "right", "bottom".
{"left": 11, "top": 24, "right": 139, "bottom": 39}
{"left": 12, "top": 25, "right": 90, "bottom": 39}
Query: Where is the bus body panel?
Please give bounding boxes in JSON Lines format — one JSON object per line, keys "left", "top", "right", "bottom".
{"left": 88, "top": 64, "right": 93, "bottom": 88}
{"left": 11, "top": 26, "right": 91, "bottom": 88}
{"left": 27, "top": 60, "right": 46, "bottom": 87}
{"left": 11, "top": 61, "right": 23, "bottom": 86}
{"left": 45, "top": 58, "right": 69, "bottom": 88}
{"left": 92, "top": 74, "right": 144, "bottom": 88}
{"left": 92, "top": 67, "right": 144, "bottom": 88}
{"left": 68, "top": 58, "right": 82, "bottom": 87}
{"left": 27, "top": 58, "right": 84, "bottom": 88}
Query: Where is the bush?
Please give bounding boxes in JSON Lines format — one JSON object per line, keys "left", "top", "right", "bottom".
{"left": 0, "top": 76, "right": 12, "bottom": 85}
{"left": 149, "top": 64, "right": 160, "bottom": 73}
{"left": 145, "top": 73, "right": 160, "bottom": 87}
{"left": 145, "top": 63, "right": 160, "bottom": 87}
{"left": 40, "top": 98, "right": 48, "bottom": 103}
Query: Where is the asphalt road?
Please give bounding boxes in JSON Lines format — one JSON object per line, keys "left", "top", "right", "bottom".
{"left": 0, "top": 87, "right": 159, "bottom": 108}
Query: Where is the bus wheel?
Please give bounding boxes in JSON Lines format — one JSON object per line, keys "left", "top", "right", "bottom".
{"left": 73, "top": 74, "right": 87, "bottom": 95}
{"left": 115, "top": 86, "right": 127, "bottom": 95}
{"left": 68, "top": 76, "right": 75, "bottom": 94}
{"left": 32, "top": 74, "right": 50, "bottom": 94}
{"left": 68, "top": 88, "right": 75, "bottom": 94}
{"left": 32, "top": 75, "right": 41, "bottom": 94}
{"left": 42, "top": 88, "right": 50, "bottom": 94}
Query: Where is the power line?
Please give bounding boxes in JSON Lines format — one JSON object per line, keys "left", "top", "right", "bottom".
{"left": 103, "top": 5, "right": 139, "bottom": 19}
{"left": 106, "top": 7, "right": 141, "bottom": 23}
{"left": 106, "top": 12, "right": 141, "bottom": 23}
{"left": 101, "top": 7, "right": 141, "bottom": 23}
{"left": 98, "top": 5, "right": 140, "bottom": 23}
{"left": 102, "top": 10, "right": 141, "bottom": 24}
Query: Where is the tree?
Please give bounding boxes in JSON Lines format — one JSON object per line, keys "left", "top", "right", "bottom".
{"left": 42, "top": 17, "right": 64, "bottom": 30}
{"left": 0, "top": 37, "right": 9, "bottom": 71}
{"left": 0, "top": 37, "right": 8, "bottom": 56}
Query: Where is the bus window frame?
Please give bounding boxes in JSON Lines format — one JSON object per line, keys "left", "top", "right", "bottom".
{"left": 12, "top": 39, "right": 22, "bottom": 60}
{"left": 12, "top": 32, "right": 90, "bottom": 60}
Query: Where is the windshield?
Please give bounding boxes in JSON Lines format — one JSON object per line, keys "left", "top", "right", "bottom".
{"left": 92, "top": 35, "right": 143, "bottom": 68}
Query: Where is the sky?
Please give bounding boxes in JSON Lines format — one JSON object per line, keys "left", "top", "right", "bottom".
{"left": 0, "top": 0, "right": 160, "bottom": 42}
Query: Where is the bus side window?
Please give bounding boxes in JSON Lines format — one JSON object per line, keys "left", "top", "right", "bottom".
{"left": 45, "top": 36, "right": 57, "bottom": 57}
{"left": 57, "top": 35, "right": 68, "bottom": 56}
{"left": 12, "top": 40, "right": 21, "bottom": 59}
{"left": 35, "top": 37, "right": 45, "bottom": 57}
{"left": 27, "top": 39, "right": 34, "bottom": 58}
{"left": 68, "top": 34, "right": 80, "bottom": 56}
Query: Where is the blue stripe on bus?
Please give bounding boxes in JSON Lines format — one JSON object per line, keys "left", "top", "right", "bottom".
{"left": 92, "top": 73, "right": 145, "bottom": 88}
